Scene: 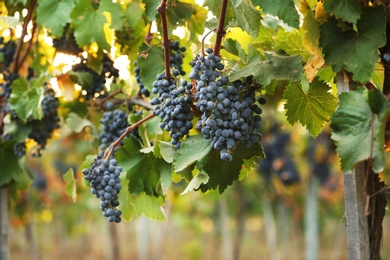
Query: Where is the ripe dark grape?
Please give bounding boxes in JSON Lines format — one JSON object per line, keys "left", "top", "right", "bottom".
{"left": 72, "top": 54, "right": 119, "bottom": 100}
{"left": 28, "top": 90, "right": 61, "bottom": 157}
{"left": 13, "top": 142, "right": 26, "bottom": 158}
{"left": 82, "top": 157, "right": 122, "bottom": 223}
{"left": 190, "top": 48, "right": 264, "bottom": 161}
{"left": 169, "top": 41, "right": 186, "bottom": 76}
{"left": 151, "top": 72, "right": 193, "bottom": 148}
{"left": 99, "top": 109, "right": 133, "bottom": 151}
{"left": 134, "top": 61, "right": 150, "bottom": 98}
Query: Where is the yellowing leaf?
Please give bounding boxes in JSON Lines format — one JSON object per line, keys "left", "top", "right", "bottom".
{"left": 304, "top": 56, "right": 325, "bottom": 82}
{"left": 63, "top": 168, "right": 77, "bottom": 202}
{"left": 57, "top": 74, "right": 76, "bottom": 101}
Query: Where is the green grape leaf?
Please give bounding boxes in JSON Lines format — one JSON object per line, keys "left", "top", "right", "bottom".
{"left": 133, "top": 192, "right": 165, "bottom": 220}
{"left": 173, "top": 134, "right": 213, "bottom": 172}
{"left": 137, "top": 43, "right": 165, "bottom": 92}
{"left": 143, "top": 0, "right": 160, "bottom": 20}
{"left": 258, "top": 0, "right": 299, "bottom": 28}
{"left": 99, "top": 0, "right": 123, "bottom": 30}
{"left": 36, "top": 0, "right": 75, "bottom": 38}
{"left": 186, "top": 4, "right": 208, "bottom": 44}
{"left": 118, "top": 177, "right": 135, "bottom": 222}
{"left": 68, "top": 71, "right": 93, "bottom": 86}
{"left": 320, "top": 7, "right": 386, "bottom": 83}
{"left": 204, "top": 0, "right": 234, "bottom": 26}
{"left": 158, "top": 141, "right": 176, "bottom": 164}
{"left": 331, "top": 87, "right": 390, "bottom": 172}
{"left": 0, "top": 142, "right": 22, "bottom": 187}
{"left": 116, "top": 137, "right": 171, "bottom": 196}
{"left": 9, "top": 77, "right": 44, "bottom": 123}
{"left": 180, "top": 171, "right": 209, "bottom": 195}
{"left": 197, "top": 142, "right": 264, "bottom": 193}
{"left": 229, "top": 52, "right": 303, "bottom": 85}
{"left": 124, "top": 2, "right": 143, "bottom": 27}
{"left": 232, "top": 0, "right": 261, "bottom": 38}
{"left": 2, "top": 116, "right": 31, "bottom": 142}
{"left": 70, "top": 0, "right": 110, "bottom": 50}
{"left": 323, "top": 0, "right": 361, "bottom": 24}
{"left": 63, "top": 168, "right": 77, "bottom": 202}
{"left": 283, "top": 78, "right": 337, "bottom": 137}
{"left": 166, "top": 2, "right": 193, "bottom": 27}
{"left": 65, "top": 112, "right": 97, "bottom": 134}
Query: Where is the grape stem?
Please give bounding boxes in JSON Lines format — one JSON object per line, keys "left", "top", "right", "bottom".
{"left": 103, "top": 113, "right": 156, "bottom": 160}
{"left": 13, "top": 0, "right": 37, "bottom": 73}
{"left": 99, "top": 89, "right": 123, "bottom": 106}
{"left": 201, "top": 29, "right": 216, "bottom": 55}
{"left": 145, "top": 21, "right": 154, "bottom": 45}
{"left": 157, "top": 0, "right": 171, "bottom": 81}
{"left": 214, "top": 0, "right": 228, "bottom": 57}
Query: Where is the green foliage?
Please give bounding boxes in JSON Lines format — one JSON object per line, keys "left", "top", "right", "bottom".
{"left": 284, "top": 78, "right": 337, "bottom": 137}
{"left": 258, "top": 0, "right": 300, "bottom": 28}
{"left": 65, "top": 112, "right": 97, "bottom": 135}
{"left": 323, "top": 0, "right": 361, "bottom": 24}
{"left": 9, "top": 77, "right": 44, "bottom": 123}
{"left": 70, "top": 0, "right": 112, "bottom": 50}
{"left": 232, "top": 0, "right": 261, "bottom": 38}
{"left": 320, "top": 6, "right": 386, "bottom": 83}
{"left": 36, "top": 0, "right": 75, "bottom": 38}
{"left": 63, "top": 168, "right": 77, "bottom": 202}
{"left": 230, "top": 52, "right": 303, "bottom": 85}
{"left": 331, "top": 88, "right": 390, "bottom": 172}
{"left": 116, "top": 137, "right": 171, "bottom": 197}
{"left": 0, "top": 142, "right": 24, "bottom": 187}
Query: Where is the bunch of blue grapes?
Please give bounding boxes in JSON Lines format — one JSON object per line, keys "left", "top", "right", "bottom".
{"left": 190, "top": 48, "right": 264, "bottom": 161}
{"left": 82, "top": 157, "right": 122, "bottom": 223}
{"left": 28, "top": 90, "right": 61, "bottom": 157}
{"left": 0, "top": 38, "right": 18, "bottom": 100}
{"left": 134, "top": 61, "right": 150, "bottom": 97}
{"left": 72, "top": 54, "right": 119, "bottom": 100}
{"left": 151, "top": 69, "right": 194, "bottom": 148}
{"left": 99, "top": 109, "right": 130, "bottom": 152}
{"left": 169, "top": 41, "right": 186, "bottom": 76}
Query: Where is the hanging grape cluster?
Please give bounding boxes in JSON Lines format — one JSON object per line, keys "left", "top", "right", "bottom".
{"left": 169, "top": 41, "right": 186, "bottom": 76}
{"left": 0, "top": 38, "right": 18, "bottom": 101}
{"left": 82, "top": 157, "right": 122, "bottom": 223}
{"left": 190, "top": 48, "right": 264, "bottom": 161}
{"left": 71, "top": 54, "right": 119, "bottom": 100}
{"left": 151, "top": 69, "right": 194, "bottom": 148}
{"left": 134, "top": 61, "right": 150, "bottom": 97}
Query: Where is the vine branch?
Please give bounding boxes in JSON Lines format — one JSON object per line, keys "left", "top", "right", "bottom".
{"left": 13, "top": 0, "right": 37, "bottom": 73}
{"left": 103, "top": 113, "right": 156, "bottom": 160}
{"left": 157, "top": 0, "right": 171, "bottom": 81}
{"left": 213, "top": 0, "right": 228, "bottom": 57}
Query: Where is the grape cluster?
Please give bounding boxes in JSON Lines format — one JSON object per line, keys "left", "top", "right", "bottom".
{"left": 82, "top": 157, "right": 122, "bottom": 223}
{"left": 52, "top": 30, "right": 82, "bottom": 56}
{"left": 28, "top": 90, "right": 61, "bottom": 157}
{"left": 134, "top": 61, "right": 150, "bottom": 97}
{"left": 190, "top": 48, "right": 263, "bottom": 161}
{"left": 99, "top": 109, "right": 129, "bottom": 151}
{"left": 0, "top": 38, "right": 18, "bottom": 99}
{"left": 151, "top": 70, "right": 193, "bottom": 148}
{"left": 169, "top": 41, "right": 186, "bottom": 76}
{"left": 72, "top": 54, "right": 119, "bottom": 100}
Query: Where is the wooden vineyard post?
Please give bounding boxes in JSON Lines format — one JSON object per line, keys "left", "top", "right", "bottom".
{"left": 336, "top": 72, "right": 370, "bottom": 259}
{"left": 0, "top": 187, "right": 9, "bottom": 260}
